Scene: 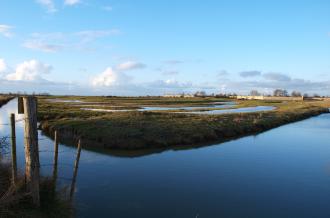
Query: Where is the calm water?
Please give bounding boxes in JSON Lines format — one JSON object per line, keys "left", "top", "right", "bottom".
{"left": 80, "top": 102, "right": 276, "bottom": 114}
{"left": 47, "top": 98, "right": 237, "bottom": 112}
{"left": 182, "top": 105, "right": 276, "bottom": 115}
{"left": 1, "top": 99, "right": 330, "bottom": 218}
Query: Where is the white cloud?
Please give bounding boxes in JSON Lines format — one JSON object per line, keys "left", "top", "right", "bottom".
{"left": 92, "top": 67, "right": 132, "bottom": 87}
{"left": 1, "top": 58, "right": 329, "bottom": 96}
{"left": 115, "top": 61, "right": 146, "bottom": 71}
{"left": 36, "top": 0, "right": 57, "bottom": 13}
{"left": 92, "top": 61, "right": 146, "bottom": 87}
{"left": 64, "top": 0, "right": 80, "bottom": 5}
{"left": 6, "top": 60, "right": 52, "bottom": 81}
{"left": 0, "top": 25, "right": 14, "bottom": 38}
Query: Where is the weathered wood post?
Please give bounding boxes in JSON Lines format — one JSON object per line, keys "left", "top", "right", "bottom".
{"left": 70, "top": 139, "right": 82, "bottom": 201}
{"left": 52, "top": 131, "right": 59, "bottom": 191}
{"left": 18, "top": 97, "right": 24, "bottom": 114}
{"left": 23, "top": 96, "right": 40, "bottom": 207}
{"left": 10, "top": 113, "right": 17, "bottom": 186}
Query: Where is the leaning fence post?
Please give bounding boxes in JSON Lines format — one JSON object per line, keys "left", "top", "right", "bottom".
{"left": 10, "top": 113, "right": 17, "bottom": 186}
{"left": 23, "top": 96, "right": 40, "bottom": 207}
{"left": 70, "top": 139, "right": 82, "bottom": 201}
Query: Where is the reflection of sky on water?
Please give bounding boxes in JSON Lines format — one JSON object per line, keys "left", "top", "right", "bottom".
{"left": 80, "top": 102, "right": 240, "bottom": 113}
{"left": 46, "top": 99, "right": 83, "bottom": 103}
{"left": 0, "top": 98, "right": 24, "bottom": 132}
{"left": 182, "top": 106, "right": 276, "bottom": 115}
{"left": 80, "top": 104, "right": 275, "bottom": 115}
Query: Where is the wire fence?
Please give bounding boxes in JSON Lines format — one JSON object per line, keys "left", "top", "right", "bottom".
{"left": 0, "top": 136, "right": 54, "bottom": 142}
{"left": 40, "top": 163, "right": 73, "bottom": 168}
{"left": 0, "top": 99, "right": 82, "bottom": 202}
{"left": 1, "top": 137, "right": 77, "bottom": 160}
{"left": 0, "top": 110, "right": 80, "bottom": 159}
{"left": 0, "top": 117, "right": 26, "bottom": 126}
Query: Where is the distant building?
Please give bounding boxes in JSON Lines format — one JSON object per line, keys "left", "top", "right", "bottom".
{"left": 308, "top": 97, "right": 330, "bottom": 101}
{"left": 236, "top": 95, "right": 304, "bottom": 101}
{"left": 163, "top": 94, "right": 181, "bottom": 98}
{"left": 236, "top": 95, "right": 265, "bottom": 100}
{"left": 183, "top": 94, "right": 195, "bottom": 98}
{"left": 163, "top": 93, "right": 195, "bottom": 98}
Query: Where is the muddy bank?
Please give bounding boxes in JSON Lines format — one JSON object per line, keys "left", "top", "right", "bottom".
{"left": 39, "top": 107, "right": 329, "bottom": 151}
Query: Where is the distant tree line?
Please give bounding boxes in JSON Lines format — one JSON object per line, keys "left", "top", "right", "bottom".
{"left": 191, "top": 89, "right": 326, "bottom": 98}
{"left": 0, "top": 92, "right": 51, "bottom": 96}
{"left": 247, "top": 89, "right": 324, "bottom": 98}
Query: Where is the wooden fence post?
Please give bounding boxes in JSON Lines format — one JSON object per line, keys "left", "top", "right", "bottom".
{"left": 10, "top": 113, "right": 17, "bottom": 186}
{"left": 52, "top": 131, "right": 59, "bottom": 188}
{"left": 10, "top": 114, "right": 17, "bottom": 186}
{"left": 70, "top": 139, "right": 82, "bottom": 201}
{"left": 18, "top": 97, "right": 24, "bottom": 114}
{"left": 23, "top": 96, "right": 40, "bottom": 207}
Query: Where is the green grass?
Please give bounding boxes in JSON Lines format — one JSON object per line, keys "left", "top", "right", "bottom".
{"left": 37, "top": 96, "right": 330, "bottom": 151}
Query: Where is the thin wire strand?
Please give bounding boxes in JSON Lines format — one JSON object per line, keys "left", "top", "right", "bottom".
{"left": 2, "top": 136, "right": 51, "bottom": 140}
{"left": 0, "top": 117, "right": 36, "bottom": 125}
{"left": 40, "top": 163, "right": 73, "bottom": 167}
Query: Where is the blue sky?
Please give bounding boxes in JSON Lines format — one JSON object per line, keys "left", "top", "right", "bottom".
{"left": 0, "top": 0, "right": 329, "bottom": 95}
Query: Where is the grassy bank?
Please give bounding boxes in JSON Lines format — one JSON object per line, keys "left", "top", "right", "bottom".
{"left": 0, "top": 164, "right": 72, "bottom": 218}
{"left": 37, "top": 96, "right": 330, "bottom": 150}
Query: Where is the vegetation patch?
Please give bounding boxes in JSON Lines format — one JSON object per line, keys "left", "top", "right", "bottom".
{"left": 0, "top": 136, "right": 72, "bottom": 218}
{"left": 0, "top": 165, "right": 72, "bottom": 218}
{"left": 37, "top": 96, "right": 330, "bottom": 151}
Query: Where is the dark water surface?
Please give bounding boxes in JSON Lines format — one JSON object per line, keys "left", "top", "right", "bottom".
{"left": 1, "top": 99, "right": 330, "bottom": 218}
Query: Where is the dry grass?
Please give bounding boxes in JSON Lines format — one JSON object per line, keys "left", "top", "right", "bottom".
{"left": 0, "top": 138, "right": 72, "bottom": 217}
{"left": 0, "top": 166, "right": 73, "bottom": 218}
